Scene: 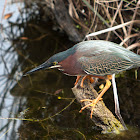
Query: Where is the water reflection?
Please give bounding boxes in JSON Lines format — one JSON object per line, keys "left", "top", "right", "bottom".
{"left": 0, "top": 1, "right": 25, "bottom": 139}
{"left": 0, "top": 1, "right": 140, "bottom": 140}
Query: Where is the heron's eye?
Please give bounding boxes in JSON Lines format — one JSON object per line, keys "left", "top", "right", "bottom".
{"left": 53, "top": 61, "right": 58, "bottom": 65}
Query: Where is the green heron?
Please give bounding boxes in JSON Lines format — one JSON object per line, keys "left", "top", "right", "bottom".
{"left": 25, "top": 40, "right": 140, "bottom": 119}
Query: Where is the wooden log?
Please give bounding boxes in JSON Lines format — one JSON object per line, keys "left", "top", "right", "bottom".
{"left": 72, "top": 77, "right": 125, "bottom": 134}
{"left": 45, "top": 0, "right": 82, "bottom": 42}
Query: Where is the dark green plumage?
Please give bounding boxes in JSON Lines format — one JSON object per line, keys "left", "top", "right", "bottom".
{"left": 75, "top": 40, "right": 140, "bottom": 76}
{"left": 24, "top": 40, "right": 140, "bottom": 76}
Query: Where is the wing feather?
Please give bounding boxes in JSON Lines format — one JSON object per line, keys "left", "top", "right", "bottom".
{"left": 78, "top": 53, "right": 134, "bottom": 76}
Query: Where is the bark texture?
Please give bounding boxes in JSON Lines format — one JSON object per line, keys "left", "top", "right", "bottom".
{"left": 72, "top": 78, "right": 125, "bottom": 134}
{"left": 45, "top": 0, "right": 82, "bottom": 42}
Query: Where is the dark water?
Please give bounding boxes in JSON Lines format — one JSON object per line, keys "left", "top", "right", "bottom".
{"left": 0, "top": 1, "right": 140, "bottom": 140}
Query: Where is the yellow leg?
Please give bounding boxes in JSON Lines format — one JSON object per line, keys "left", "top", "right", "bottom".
{"left": 79, "top": 75, "right": 112, "bottom": 118}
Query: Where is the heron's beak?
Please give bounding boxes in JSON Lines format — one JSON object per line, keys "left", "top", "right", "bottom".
{"left": 23, "top": 61, "right": 53, "bottom": 76}
{"left": 49, "top": 65, "right": 61, "bottom": 69}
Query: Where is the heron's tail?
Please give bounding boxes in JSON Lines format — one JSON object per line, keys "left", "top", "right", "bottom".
{"left": 131, "top": 55, "right": 140, "bottom": 67}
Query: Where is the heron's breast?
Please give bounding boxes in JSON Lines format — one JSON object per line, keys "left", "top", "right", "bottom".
{"left": 58, "top": 53, "right": 86, "bottom": 76}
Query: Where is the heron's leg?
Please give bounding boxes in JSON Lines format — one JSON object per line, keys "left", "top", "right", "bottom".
{"left": 80, "top": 75, "right": 105, "bottom": 87}
{"left": 112, "top": 74, "right": 127, "bottom": 129}
{"left": 89, "top": 76, "right": 94, "bottom": 83}
{"left": 75, "top": 75, "right": 94, "bottom": 87}
{"left": 79, "top": 75, "right": 112, "bottom": 118}
{"left": 80, "top": 75, "right": 89, "bottom": 87}
{"left": 74, "top": 76, "right": 81, "bottom": 85}
{"left": 80, "top": 75, "right": 95, "bottom": 87}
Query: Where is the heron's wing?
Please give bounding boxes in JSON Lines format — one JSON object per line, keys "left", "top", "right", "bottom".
{"left": 78, "top": 53, "right": 134, "bottom": 76}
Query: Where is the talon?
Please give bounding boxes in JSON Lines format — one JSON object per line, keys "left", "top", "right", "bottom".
{"left": 80, "top": 99, "right": 93, "bottom": 102}
{"left": 79, "top": 99, "right": 98, "bottom": 117}
{"left": 90, "top": 107, "right": 95, "bottom": 118}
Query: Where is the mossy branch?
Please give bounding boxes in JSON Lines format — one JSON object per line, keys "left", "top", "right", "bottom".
{"left": 72, "top": 78, "right": 125, "bottom": 134}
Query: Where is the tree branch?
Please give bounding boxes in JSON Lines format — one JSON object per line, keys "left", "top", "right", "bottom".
{"left": 72, "top": 78, "right": 125, "bottom": 134}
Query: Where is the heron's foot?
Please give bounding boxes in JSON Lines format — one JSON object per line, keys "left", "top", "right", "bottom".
{"left": 79, "top": 98, "right": 102, "bottom": 118}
